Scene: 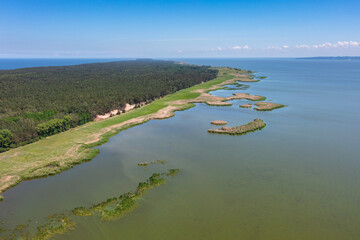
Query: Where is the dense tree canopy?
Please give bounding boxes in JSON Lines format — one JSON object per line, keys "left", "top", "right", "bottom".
{"left": 0, "top": 60, "right": 217, "bottom": 151}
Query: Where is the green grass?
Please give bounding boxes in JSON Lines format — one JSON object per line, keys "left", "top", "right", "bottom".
{"left": 0, "top": 67, "right": 236, "bottom": 198}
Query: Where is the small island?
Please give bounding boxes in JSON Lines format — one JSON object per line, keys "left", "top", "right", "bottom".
{"left": 206, "top": 101, "right": 233, "bottom": 106}
{"left": 240, "top": 104, "right": 252, "bottom": 108}
{"left": 208, "top": 118, "right": 266, "bottom": 135}
{"left": 210, "top": 120, "right": 228, "bottom": 125}
{"left": 254, "top": 102, "right": 285, "bottom": 111}
{"left": 228, "top": 93, "right": 266, "bottom": 101}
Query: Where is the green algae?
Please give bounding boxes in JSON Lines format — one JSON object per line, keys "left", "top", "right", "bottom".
{"left": 138, "top": 159, "right": 167, "bottom": 167}
{"left": 151, "top": 160, "right": 167, "bottom": 164}
{"left": 0, "top": 214, "right": 75, "bottom": 240}
{"left": 30, "top": 214, "right": 75, "bottom": 240}
{"left": 166, "top": 169, "right": 181, "bottom": 176}
{"left": 72, "top": 171, "right": 171, "bottom": 221}
{"left": 0, "top": 169, "right": 180, "bottom": 239}
{"left": 138, "top": 162, "right": 149, "bottom": 166}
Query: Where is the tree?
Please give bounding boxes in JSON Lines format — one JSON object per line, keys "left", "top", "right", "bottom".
{"left": 0, "top": 129, "right": 13, "bottom": 148}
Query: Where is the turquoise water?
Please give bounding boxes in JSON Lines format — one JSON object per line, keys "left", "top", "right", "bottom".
{"left": 1, "top": 59, "right": 360, "bottom": 239}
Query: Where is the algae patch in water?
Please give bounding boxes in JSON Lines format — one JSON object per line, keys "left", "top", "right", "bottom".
{"left": 72, "top": 169, "right": 179, "bottom": 222}
{"left": 0, "top": 214, "right": 75, "bottom": 240}
{"left": 0, "top": 169, "right": 180, "bottom": 239}
{"left": 138, "top": 159, "right": 167, "bottom": 166}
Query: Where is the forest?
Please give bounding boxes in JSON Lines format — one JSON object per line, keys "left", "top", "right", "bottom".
{"left": 0, "top": 60, "right": 217, "bottom": 151}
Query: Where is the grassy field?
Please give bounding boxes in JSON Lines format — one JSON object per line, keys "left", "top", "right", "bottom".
{"left": 0, "top": 67, "right": 244, "bottom": 199}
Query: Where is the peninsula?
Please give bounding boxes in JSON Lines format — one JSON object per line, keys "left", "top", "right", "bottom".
{"left": 0, "top": 65, "right": 254, "bottom": 199}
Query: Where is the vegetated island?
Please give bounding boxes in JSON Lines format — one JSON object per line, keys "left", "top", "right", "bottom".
{"left": 254, "top": 102, "right": 285, "bottom": 111}
{"left": 0, "top": 65, "right": 253, "bottom": 199}
{"left": 240, "top": 104, "right": 252, "bottom": 108}
{"left": 228, "top": 93, "right": 266, "bottom": 101}
{"left": 0, "top": 169, "right": 180, "bottom": 239}
{"left": 210, "top": 120, "right": 228, "bottom": 125}
{"left": 208, "top": 119, "right": 266, "bottom": 135}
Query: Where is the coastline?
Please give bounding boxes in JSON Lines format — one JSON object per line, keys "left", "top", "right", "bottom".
{"left": 0, "top": 67, "right": 251, "bottom": 199}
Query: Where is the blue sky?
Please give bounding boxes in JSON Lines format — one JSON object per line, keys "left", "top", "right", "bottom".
{"left": 1, "top": 0, "right": 359, "bottom": 58}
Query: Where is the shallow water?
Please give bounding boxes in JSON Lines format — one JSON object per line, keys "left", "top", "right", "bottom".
{"left": 1, "top": 59, "right": 360, "bottom": 239}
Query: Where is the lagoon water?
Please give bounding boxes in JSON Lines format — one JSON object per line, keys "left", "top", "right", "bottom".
{"left": 1, "top": 59, "right": 360, "bottom": 239}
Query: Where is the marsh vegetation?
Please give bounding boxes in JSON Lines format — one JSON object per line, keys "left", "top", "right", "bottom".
{"left": 1, "top": 169, "right": 180, "bottom": 239}
{"left": 208, "top": 119, "right": 266, "bottom": 135}
{"left": 254, "top": 102, "right": 285, "bottom": 111}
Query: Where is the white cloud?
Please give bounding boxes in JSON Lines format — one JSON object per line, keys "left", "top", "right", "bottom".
{"left": 295, "top": 44, "right": 310, "bottom": 49}
{"left": 267, "top": 46, "right": 283, "bottom": 50}
{"left": 207, "top": 40, "right": 360, "bottom": 54}
{"left": 206, "top": 45, "right": 250, "bottom": 52}
{"left": 231, "top": 45, "right": 250, "bottom": 50}
{"left": 311, "top": 41, "right": 360, "bottom": 49}
{"left": 177, "top": 50, "right": 183, "bottom": 53}
{"left": 268, "top": 41, "right": 360, "bottom": 50}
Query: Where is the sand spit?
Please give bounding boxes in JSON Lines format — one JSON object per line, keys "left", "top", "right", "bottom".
{"left": 208, "top": 119, "right": 266, "bottom": 135}
{"left": 254, "top": 102, "right": 285, "bottom": 111}
{"left": 240, "top": 104, "right": 252, "bottom": 108}
{"left": 211, "top": 120, "right": 228, "bottom": 125}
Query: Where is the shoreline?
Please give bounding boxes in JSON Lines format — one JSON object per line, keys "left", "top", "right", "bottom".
{"left": 0, "top": 67, "right": 251, "bottom": 199}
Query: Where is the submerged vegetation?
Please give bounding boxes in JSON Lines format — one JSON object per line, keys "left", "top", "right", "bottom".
{"left": 0, "top": 214, "right": 75, "bottom": 240}
{"left": 225, "top": 82, "right": 250, "bottom": 91}
{"left": 151, "top": 159, "right": 167, "bottom": 165}
{"left": 71, "top": 169, "right": 179, "bottom": 221}
{"left": 138, "top": 159, "right": 167, "bottom": 166}
{"left": 138, "top": 162, "right": 149, "bottom": 166}
{"left": 0, "top": 169, "right": 180, "bottom": 239}
{"left": 208, "top": 119, "right": 266, "bottom": 135}
{"left": 166, "top": 169, "right": 181, "bottom": 176}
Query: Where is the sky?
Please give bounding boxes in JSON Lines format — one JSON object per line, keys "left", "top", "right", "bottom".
{"left": 1, "top": 0, "right": 360, "bottom": 58}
